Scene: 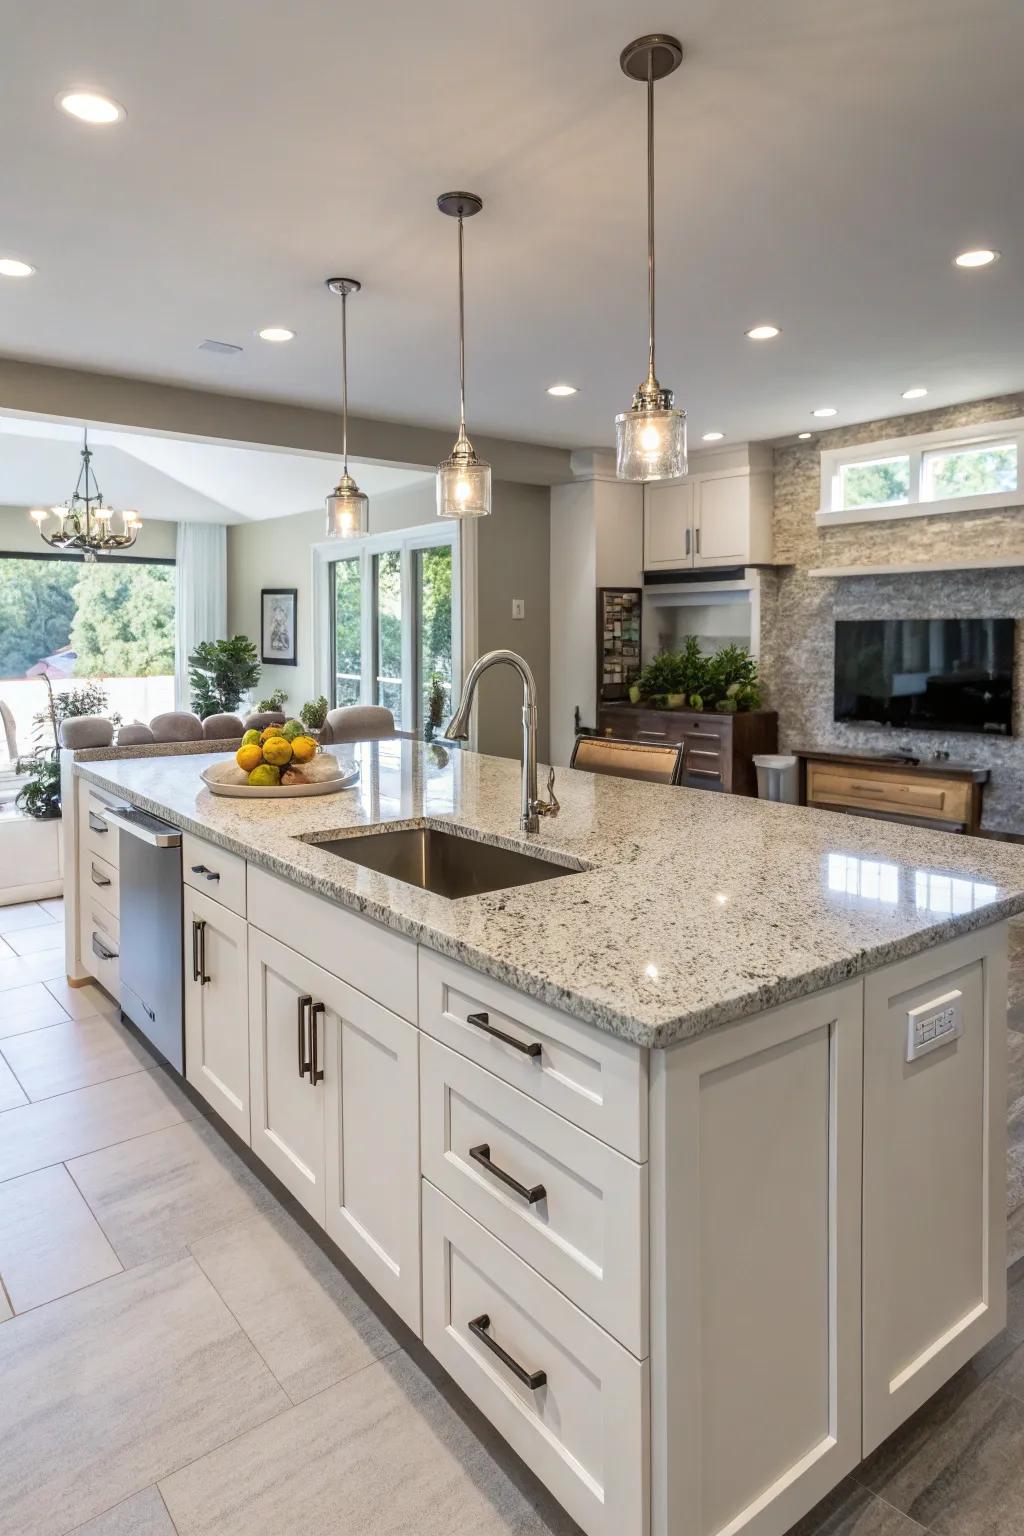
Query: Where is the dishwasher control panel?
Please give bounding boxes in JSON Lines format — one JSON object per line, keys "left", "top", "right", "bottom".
{"left": 906, "top": 988, "right": 963, "bottom": 1061}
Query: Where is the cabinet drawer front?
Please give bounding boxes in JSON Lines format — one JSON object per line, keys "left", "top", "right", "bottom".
{"left": 248, "top": 866, "right": 417, "bottom": 1023}
{"left": 807, "top": 765, "right": 971, "bottom": 823}
{"left": 84, "top": 851, "right": 119, "bottom": 920}
{"left": 183, "top": 833, "right": 247, "bottom": 916}
{"left": 422, "top": 1184, "right": 648, "bottom": 1536}
{"left": 81, "top": 901, "right": 119, "bottom": 999}
{"left": 81, "top": 782, "right": 119, "bottom": 868}
{"left": 421, "top": 1036, "right": 647, "bottom": 1355}
{"left": 419, "top": 951, "right": 647, "bottom": 1160}
{"left": 184, "top": 886, "right": 250, "bottom": 1145}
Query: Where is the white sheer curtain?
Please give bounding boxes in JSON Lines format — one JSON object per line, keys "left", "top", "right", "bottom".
{"left": 175, "top": 523, "right": 227, "bottom": 709}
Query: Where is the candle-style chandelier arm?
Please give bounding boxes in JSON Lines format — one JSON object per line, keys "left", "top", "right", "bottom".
{"left": 30, "top": 425, "right": 141, "bottom": 557}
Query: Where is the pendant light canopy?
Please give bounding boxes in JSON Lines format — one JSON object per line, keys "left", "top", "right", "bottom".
{"left": 615, "top": 35, "right": 687, "bottom": 483}
{"left": 436, "top": 191, "right": 491, "bottom": 519}
{"left": 325, "top": 277, "right": 369, "bottom": 539}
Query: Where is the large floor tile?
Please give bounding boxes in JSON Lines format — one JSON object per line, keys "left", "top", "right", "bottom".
{"left": 0, "top": 1284, "right": 11, "bottom": 1322}
{"left": 36, "top": 897, "right": 65, "bottom": 922}
{"left": 0, "top": 980, "right": 71, "bottom": 1037}
{"left": 191, "top": 1203, "right": 399, "bottom": 1403}
{"left": 44, "top": 975, "right": 121, "bottom": 1021}
{"left": 0, "top": 902, "right": 54, "bottom": 934}
{"left": 69, "top": 1116, "right": 280, "bottom": 1267}
{"left": 0, "top": 1164, "right": 121, "bottom": 1312}
{"left": 862, "top": 1377, "right": 1024, "bottom": 1535}
{"left": 786, "top": 1477, "right": 925, "bottom": 1536}
{"left": 2, "top": 921, "right": 65, "bottom": 956}
{"left": 0, "top": 947, "right": 67, "bottom": 988}
{"left": 0, "top": 1051, "right": 27, "bottom": 1110}
{"left": 70, "top": 1487, "right": 176, "bottom": 1535}
{"left": 1, "top": 1012, "right": 151, "bottom": 1100}
{"left": 0, "top": 1068, "right": 195, "bottom": 1183}
{"left": 0, "top": 1254, "right": 289, "bottom": 1535}
{"left": 160, "top": 1350, "right": 574, "bottom": 1536}
{"left": 1010, "top": 1204, "right": 1024, "bottom": 1268}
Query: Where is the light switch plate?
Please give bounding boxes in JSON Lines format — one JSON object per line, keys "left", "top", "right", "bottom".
{"left": 512, "top": 598, "right": 525, "bottom": 619}
{"left": 906, "top": 988, "right": 963, "bottom": 1062}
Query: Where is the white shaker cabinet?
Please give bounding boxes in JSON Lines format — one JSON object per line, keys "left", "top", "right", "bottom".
{"left": 643, "top": 449, "right": 774, "bottom": 572}
{"left": 248, "top": 927, "right": 421, "bottom": 1332}
{"left": 184, "top": 884, "right": 250, "bottom": 1145}
{"left": 644, "top": 479, "right": 695, "bottom": 569}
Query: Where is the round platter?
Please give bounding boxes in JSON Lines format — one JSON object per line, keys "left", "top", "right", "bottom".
{"left": 200, "top": 763, "right": 360, "bottom": 799}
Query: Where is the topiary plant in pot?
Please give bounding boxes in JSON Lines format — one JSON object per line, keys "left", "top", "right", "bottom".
{"left": 189, "top": 636, "right": 261, "bottom": 719}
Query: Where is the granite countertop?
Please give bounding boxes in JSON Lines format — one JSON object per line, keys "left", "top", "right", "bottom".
{"left": 75, "top": 740, "right": 1024, "bottom": 1049}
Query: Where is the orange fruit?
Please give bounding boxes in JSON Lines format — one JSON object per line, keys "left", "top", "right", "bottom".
{"left": 262, "top": 736, "right": 293, "bottom": 767}
{"left": 236, "top": 744, "right": 263, "bottom": 773}
{"left": 290, "top": 735, "right": 317, "bottom": 763}
{"left": 260, "top": 725, "right": 285, "bottom": 743}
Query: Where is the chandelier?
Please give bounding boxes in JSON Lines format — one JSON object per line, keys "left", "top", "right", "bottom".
{"left": 30, "top": 427, "right": 141, "bottom": 560}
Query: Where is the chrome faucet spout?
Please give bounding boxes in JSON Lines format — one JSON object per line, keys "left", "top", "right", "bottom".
{"left": 444, "top": 649, "right": 558, "bottom": 834}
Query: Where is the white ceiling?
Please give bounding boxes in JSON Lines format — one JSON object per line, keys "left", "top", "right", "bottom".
{"left": 2, "top": 0, "right": 1023, "bottom": 449}
{"left": 0, "top": 416, "right": 426, "bottom": 522}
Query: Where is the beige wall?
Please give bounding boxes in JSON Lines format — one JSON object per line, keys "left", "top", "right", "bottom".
{"left": 477, "top": 481, "right": 551, "bottom": 762}
{"left": 0, "top": 504, "right": 176, "bottom": 559}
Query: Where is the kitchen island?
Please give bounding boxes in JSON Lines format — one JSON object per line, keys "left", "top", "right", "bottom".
{"left": 70, "top": 738, "right": 1023, "bottom": 1536}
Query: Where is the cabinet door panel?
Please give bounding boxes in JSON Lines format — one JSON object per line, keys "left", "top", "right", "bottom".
{"left": 248, "top": 930, "right": 326, "bottom": 1221}
{"left": 694, "top": 474, "right": 749, "bottom": 567}
{"left": 184, "top": 887, "right": 250, "bottom": 1143}
{"left": 644, "top": 481, "right": 693, "bottom": 569}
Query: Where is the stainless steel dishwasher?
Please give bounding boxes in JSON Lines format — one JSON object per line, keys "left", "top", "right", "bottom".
{"left": 101, "top": 804, "right": 184, "bottom": 1073}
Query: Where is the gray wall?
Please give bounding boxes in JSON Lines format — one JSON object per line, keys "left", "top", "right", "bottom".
{"left": 762, "top": 391, "right": 1024, "bottom": 833}
{"left": 477, "top": 481, "right": 551, "bottom": 762}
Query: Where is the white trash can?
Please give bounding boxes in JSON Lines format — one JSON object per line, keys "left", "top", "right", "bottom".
{"left": 753, "top": 754, "right": 799, "bottom": 805}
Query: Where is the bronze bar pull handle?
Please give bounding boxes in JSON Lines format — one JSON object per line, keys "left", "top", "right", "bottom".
{"left": 310, "top": 1001, "right": 325, "bottom": 1085}
{"left": 296, "top": 994, "right": 312, "bottom": 1078}
{"left": 466, "top": 1012, "right": 542, "bottom": 1059}
{"left": 191, "top": 919, "right": 200, "bottom": 983}
{"left": 196, "top": 919, "right": 210, "bottom": 985}
{"left": 468, "top": 1314, "right": 547, "bottom": 1390}
{"left": 469, "top": 1143, "right": 546, "bottom": 1205}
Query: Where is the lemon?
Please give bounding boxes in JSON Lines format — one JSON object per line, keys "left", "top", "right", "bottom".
{"left": 260, "top": 725, "right": 285, "bottom": 743}
{"left": 262, "top": 736, "right": 293, "bottom": 767}
{"left": 236, "top": 744, "right": 263, "bottom": 773}
{"left": 248, "top": 763, "right": 281, "bottom": 786}
{"left": 241, "top": 729, "right": 261, "bottom": 747}
{"left": 290, "top": 735, "right": 317, "bottom": 763}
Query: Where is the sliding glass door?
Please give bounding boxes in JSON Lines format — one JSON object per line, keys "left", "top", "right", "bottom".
{"left": 331, "top": 556, "right": 362, "bottom": 706}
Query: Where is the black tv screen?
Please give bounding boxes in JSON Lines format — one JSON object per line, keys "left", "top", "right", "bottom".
{"left": 834, "top": 618, "right": 1014, "bottom": 736}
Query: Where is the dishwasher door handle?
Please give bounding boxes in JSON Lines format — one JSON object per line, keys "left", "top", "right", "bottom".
{"left": 100, "top": 807, "right": 181, "bottom": 847}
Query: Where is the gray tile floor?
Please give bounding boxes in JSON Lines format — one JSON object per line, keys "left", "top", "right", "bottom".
{"left": 0, "top": 897, "right": 1022, "bottom": 1536}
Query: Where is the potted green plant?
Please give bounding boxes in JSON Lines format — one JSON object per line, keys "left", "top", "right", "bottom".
{"left": 188, "top": 636, "right": 261, "bottom": 719}
{"left": 16, "top": 678, "right": 121, "bottom": 820}
{"left": 299, "top": 695, "right": 329, "bottom": 734}
{"left": 256, "top": 686, "right": 288, "bottom": 712}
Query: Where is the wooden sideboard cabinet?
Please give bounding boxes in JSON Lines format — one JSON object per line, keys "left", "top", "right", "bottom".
{"left": 597, "top": 705, "right": 778, "bottom": 796}
{"left": 797, "top": 750, "right": 989, "bottom": 834}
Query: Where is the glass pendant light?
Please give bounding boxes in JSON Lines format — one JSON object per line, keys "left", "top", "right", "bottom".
{"left": 325, "top": 277, "right": 369, "bottom": 538}
{"left": 615, "top": 35, "right": 687, "bottom": 482}
{"left": 436, "top": 191, "right": 491, "bottom": 519}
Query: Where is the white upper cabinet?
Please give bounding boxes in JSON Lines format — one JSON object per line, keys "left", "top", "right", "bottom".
{"left": 643, "top": 448, "right": 774, "bottom": 572}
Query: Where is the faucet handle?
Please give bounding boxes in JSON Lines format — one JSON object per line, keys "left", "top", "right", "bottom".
{"left": 537, "top": 765, "right": 560, "bottom": 820}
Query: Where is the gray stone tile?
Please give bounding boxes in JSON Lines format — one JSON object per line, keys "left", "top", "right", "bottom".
{"left": 990, "top": 1338, "right": 1024, "bottom": 1404}
{"left": 70, "top": 1486, "right": 176, "bottom": 1535}
{"left": 1010, "top": 1205, "right": 1024, "bottom": 1268}
{"left": 160, "top": 1350, "right": 572, "bottom": 1535}
{"left": 0, "top": 1050, "right": 27, "bottom": 1109}
{"left": 43, "top": 976, "right": 120, "bottom": 1021}
{"left": 786, "top": 1477, "right": 926, "bottom": 1536}
{"left": 0, "top": 1164, "right": 121, "bottom": 1312}
{"left": 1, "top": 1012, "right": 151, "bottom": 1100}
{"left": 2, "top": 920, "right": 65, "bottom": 956}
{"left": 862, "top": 1378, "right": 1024, "bottom": 1535}
{"left": 0, "top": 902, "right": 53, "bottom": 934}
{"left": 1008, "top": 1265, "right": 1024, "bottom": 1341}
{"left": 0, "top": 1254, "right": 288, "bottom": 1535}
{"left": 191, "top": 1204, "right": 399, "bottom": 1403}
{"left": 0, "top": 1068, "right": 196, "bottom": 1182}
{"left": 1008, "top": 1028, "right": 1024, "bottom": 1112}
{"left": 1007, "top": 1004, "right": 1024, "bottom": 1036}
{"left": 0, "top": 979, "right": 71, "bottom": 1037}
{"left": 69, "top": 1117, "right": 281, "bottom": 1267}
{"left": 0, "top": 1283, "right": 11, "bottom": 1322}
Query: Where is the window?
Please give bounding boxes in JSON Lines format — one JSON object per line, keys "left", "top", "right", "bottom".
{"left": 818, "top": 416, "right": 1024, "bottom": 526}
{"left": 325, "top": 525, "right": 459, "bottom": 733}
{"left": 0, "top": 552, "right": 176, "bottom": 763}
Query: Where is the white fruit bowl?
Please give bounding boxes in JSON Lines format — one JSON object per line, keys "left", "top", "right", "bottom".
{"left": 200, "top": 758, "right": 360, "bottom": 799}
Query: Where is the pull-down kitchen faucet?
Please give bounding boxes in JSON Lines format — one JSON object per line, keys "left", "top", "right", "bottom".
{"left": 444, "top": 649, "right": 559, "bottom": 834}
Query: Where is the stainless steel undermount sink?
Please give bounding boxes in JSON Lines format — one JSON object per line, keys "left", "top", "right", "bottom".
{"left": 313, "top": 826, "right": 581, "bottom": 900}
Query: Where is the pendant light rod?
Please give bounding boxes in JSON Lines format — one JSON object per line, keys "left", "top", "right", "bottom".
{"left": 646, "top": 51, "right": 656, "bottom": 385}
{"left": 457, "top": 211, "right": 467, "bottom": 432}
{"left": 326, "top": 277, "right": 361, "bottom": 473}
{"left": 324, "top": 277, "right": 369, "bottom": 540}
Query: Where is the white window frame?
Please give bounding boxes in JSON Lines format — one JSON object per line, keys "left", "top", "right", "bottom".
{"left": 816, "top": 416, "right": 1024, "bottom": 527}
{"left": 311, "top": 522, "right": 462, "bottom": 734}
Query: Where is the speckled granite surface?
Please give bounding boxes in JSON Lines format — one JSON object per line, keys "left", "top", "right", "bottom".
{"left": 76, "top": 740, "right": 1024, "bottom": 1049}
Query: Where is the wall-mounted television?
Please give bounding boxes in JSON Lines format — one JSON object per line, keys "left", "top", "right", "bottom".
{"left": 834, "top": 618, "right": 1014, "bottom": 736}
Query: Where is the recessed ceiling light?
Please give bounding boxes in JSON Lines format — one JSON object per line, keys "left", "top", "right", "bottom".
{"left": 812, "top": 406, "right": 838, "bottom": 418}
{"left": 954, "top": 248, "right": 999, "bottom": 268}
{"left": 547, "top": 383, "right": 578, "bottom": 397}
{"left": 0, "top": 257, "right": 35, "bottom": 278}
{"left": 902, "top": 387, "right": 928, "bottom": 400}
{"left": 58, "top": 90, "right": 125, "bottom": 124}
{"left": 798, "top": 431, "right": 813, "bottom": 440}
{"left": 702, "top": 431, "right": 725, "bottom": 442}
{"left": 258, "top": 327, "right": 295, "bottom": 343}
{"left": 745, "top": 324, "right": 780, "bottom": 340}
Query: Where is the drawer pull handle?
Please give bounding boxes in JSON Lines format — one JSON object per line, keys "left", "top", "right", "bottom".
{"left": 92, "top": 932, "right": 117, "bottom": 962}
{"left": 637, "top": 729, "right": 668, "bottom": 739}
{"left": 90, "top": 864, "right": 111, "bottom": 887}
{"left": 192, "top": 918, "right": 210, "bottom": 985}
{"left": 191, "top": 864, "right": 221, "bottom": 882}
{"left": 297, "top": 994, "right": 312, "bottom": 1078}
{"left": 88, "top": 812, "right": 108, "bottom": 834}
{"left": 466, "top": 1012, "right": 542, "bottom": 1059}
{"left": 469, "top": 1143, "right": 546, "bottom": 1205}
{"left": 468, "top": 1314, "right": 547, "bottom": 1391}
{"left": 310, "top": 1001, "right": 325, "bottom": 1085}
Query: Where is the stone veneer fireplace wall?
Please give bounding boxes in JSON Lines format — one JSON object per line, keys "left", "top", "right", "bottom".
{"left": 759, "top": 391, "right": 1024, "bottom": 833}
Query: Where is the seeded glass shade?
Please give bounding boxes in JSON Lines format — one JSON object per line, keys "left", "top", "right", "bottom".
{"left": 437, "top": 443, "right": 491, "bottom": 519}
{"left": 326, "top": 474, "right": 370, "bottom": 538}
{"left": 616, "top": 405, "right": 687, "bottom": 482}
